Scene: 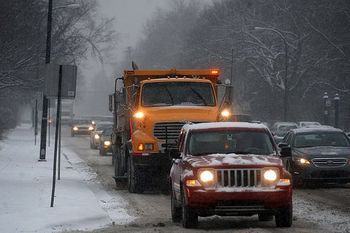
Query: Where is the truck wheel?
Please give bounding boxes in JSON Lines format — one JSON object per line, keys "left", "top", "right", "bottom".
{"left": 114, "top": 147, "right": 123, "bottom": 177}
{"left": 258, "top": 213, "right": 273, "bottom": 221}
{"left": 171, "top": 190, "right": 181, "bottom": 223}
{"left": 181, "top": 192, "right": 198, "bottom": 228}
{"left": 127, "top": 156, "right": 144, "bottom": 193}
{"left": 275, "top": 205, "right": 292, "bottom": 227}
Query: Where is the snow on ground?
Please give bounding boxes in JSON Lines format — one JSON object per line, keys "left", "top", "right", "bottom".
{"left": 0, "top": 124, "right": 133, "bottom": 233}
{"left": 293, "top": 191, "right": 350, "bottom": 233}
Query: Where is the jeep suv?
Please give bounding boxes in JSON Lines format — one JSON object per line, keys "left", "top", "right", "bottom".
{"left": 170, "top": 122, "right": 292, "bottom": 228}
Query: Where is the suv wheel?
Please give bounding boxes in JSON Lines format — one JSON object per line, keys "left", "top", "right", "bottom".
{"left": 171, "top": 190, "right": 181, "bottom": 222}
{"left": 127, "top": 156, "right": 144, "bottom": 193}
{"left": 181, "top": 192, "right": 198, "bottom": 228}
{"left": 275, "top": 205, "right": 292, "bottom": 227}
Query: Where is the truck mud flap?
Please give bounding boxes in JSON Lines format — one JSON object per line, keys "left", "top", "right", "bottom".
{"left": 113, "top": 175, "right": 127, "bottom": 182}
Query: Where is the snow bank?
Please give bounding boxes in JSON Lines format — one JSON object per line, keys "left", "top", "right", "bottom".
{"left": 0, "top": 124, "right": 133, "bottom": 233}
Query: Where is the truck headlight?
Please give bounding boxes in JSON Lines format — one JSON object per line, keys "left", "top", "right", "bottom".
{"left": 220, "top": 109, "right": 231, "bottom": 118}
{"left": 73, "top": 126, "right": 78, "bottom": 131}
{"left": 94, "top": 134, "right": 100, "bottom": 140}
{"left": 199, "top": 169, "right": 215, "bottom": 183}
{"left": 104, "top": 140, "right": 111, "bottom": 146}
{"left": 134, "top": 111, "right": 145, "bottom": 119}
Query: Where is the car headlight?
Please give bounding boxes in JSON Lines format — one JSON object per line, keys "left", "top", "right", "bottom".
{"left": 104, "top": 140, "right": 111, "bottom": 146}
{"left": 199, "top": 169, "right": 215, "bottom": 183}
{"left": 298, "top": 158, "right": 310, "bottom": 165}
{"left": 73, "top": 126, "right": 78, "bottom": 131}
{"left": 94, "top": 134, "right": 100, "bottom": 140}
{"left": 88, "top": 126, "right": 94, "bottom": 131}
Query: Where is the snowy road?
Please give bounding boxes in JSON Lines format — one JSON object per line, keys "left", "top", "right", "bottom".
{"left": 61, "top": 126, "right": 350, "bottom": 233}
{"left": 1, "top": 125, "right": 349, "bottom": 233}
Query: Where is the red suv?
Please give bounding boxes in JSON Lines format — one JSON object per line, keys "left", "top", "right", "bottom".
{"left": 170, "top": 122, "right": 292, "bottom": 228}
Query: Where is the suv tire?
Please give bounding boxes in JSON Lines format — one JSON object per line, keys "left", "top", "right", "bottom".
{"left": 181, "top": 192, "right": 198, "bottom": 228}
{"left": 275, "top": 205, "right": 292, "bottom": 227}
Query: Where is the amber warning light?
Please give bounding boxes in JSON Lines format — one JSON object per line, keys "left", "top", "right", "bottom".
{"left": 211, "top": 69, "right": 219, "bottom": 75}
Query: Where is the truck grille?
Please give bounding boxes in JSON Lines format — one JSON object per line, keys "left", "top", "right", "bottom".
{"left": 312, "top": 158, "right": 348, "bottom": 168}
{"left": 217, "top": 169, "right": 261, "bottom": 187}
{"left": 153, "top": 122, "right": 187, "bottom": 149}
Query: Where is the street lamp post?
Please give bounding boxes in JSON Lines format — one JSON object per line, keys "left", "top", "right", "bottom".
{"left": 323, "top": 92, "right": 330, "bottom": 125}
{"left": 38, "top": 1, "right": 79, "bottom": 161}
{"left": 39, "top": 0, "right": 53, "bottom": 161}
{"left": 334, "top": 93, "right": 340, "bottom": 128}
{"left": 254, "top": 27, "right": 289, "bottom": 121}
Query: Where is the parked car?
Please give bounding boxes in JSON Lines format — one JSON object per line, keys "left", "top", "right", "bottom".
{"left": 99, "top": 128, "right": 113, "bottom": 156}
{"left": 279, "top": 126, "right": 350, "bottom": 186}
{"left": 170, "top": 122, "right": 292, "bottom": 229}
{"left": 71, "top": 119, "right": 94, "bottom": 137}
{"left": 271, "top": 122, "right": 298, "bottom": 144}
{"left": 298, "top": 121, "right": 321, "bottom": 128}
{"left": 90, "top": 122, "right": 113, "bottom": 149}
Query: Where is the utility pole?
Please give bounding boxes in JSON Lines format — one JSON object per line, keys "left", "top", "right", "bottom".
{"left": 39, "top": 0, "right": 53, "bottom": 161}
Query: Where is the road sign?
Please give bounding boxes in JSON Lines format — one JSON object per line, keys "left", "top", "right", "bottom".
{"left": 44, "top": 64, "right": 77, "bottom": 99}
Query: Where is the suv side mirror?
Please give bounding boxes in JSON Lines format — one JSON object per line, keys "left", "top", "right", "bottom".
{"left": 280, "top": 146, "right": 291, "bottom": 157}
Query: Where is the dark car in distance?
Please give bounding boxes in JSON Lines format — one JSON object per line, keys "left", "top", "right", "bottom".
{"left": 71, "top": 119, "right": 94, "bottom": 137}
{"left": 99, "top": 128, "right": 113, "bottom": 156}
{"left": 90, "top": 122, "right": 113, "bottom": 149}
{"left": 279, "top": 127, "right": 350, "bottom": 186}
{"left": 170, "top": 122, "right": 292, "bottom": 229}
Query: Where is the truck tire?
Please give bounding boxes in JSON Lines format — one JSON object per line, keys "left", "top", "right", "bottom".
{"left": 275, "top": 205, "right": 292, "bottom": 227}
{"left": 127, "top": 156, "right": 144, "bottom": 193}
{"left": 181, "top": 191, "right": 198, "bottom": 228}
{"left": 114, "top": 147, "right": 123, "bottom": 177}
{"left": 171, "top": 189, "right": 181, "bottom": 223}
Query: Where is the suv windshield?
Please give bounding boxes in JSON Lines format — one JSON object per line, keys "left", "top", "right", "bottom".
{"left": 294, "top": 132, "right": 350, "bottom": 148}
{"left": 188, "top": 130, "right": 275, "bottom": 156}
{"left": 142, "top": 82, "right": 215, "bottom": 107}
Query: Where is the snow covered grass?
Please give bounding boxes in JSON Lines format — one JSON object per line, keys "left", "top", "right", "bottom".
{"left": 0, "top": 124, "right": 133, "bottom": 233}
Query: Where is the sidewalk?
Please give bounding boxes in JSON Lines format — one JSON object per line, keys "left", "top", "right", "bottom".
{"left": 0, "top": 124, "right": 133, "bottom": 233}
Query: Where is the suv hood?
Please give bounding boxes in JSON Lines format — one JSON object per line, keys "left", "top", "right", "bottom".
{"left": 184, "top": 154, "right": 282, "bottom": 168}
{"left": 295, "top": 146, "right": 350, "bottom": 158}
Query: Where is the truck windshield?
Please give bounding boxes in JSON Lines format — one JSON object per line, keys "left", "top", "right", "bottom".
{"left": 142, "top": 82, "right": 215, "bottom": 107}
{"left": 188, "top": 130, "right": 275, "bottom": 156}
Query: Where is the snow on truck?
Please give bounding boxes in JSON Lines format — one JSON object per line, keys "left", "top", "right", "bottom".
{"left": 109, "top": 68, "right": 232, "bottom": 193}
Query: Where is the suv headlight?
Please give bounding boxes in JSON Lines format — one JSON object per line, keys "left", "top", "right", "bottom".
{"left": 94, "top": 134, "right": 100, "bottom": 140}
{"left": 262, "top": 167, "right": 279, "bottom": 186}
{"left": 198, "top": 169, "right": 216, "bottom": 185}
{"left": 104, "top": 140, "right": 111, "bottom": 146}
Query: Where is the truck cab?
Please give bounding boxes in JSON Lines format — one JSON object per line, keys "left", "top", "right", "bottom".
{"left": 110, "top": 69, "right": 232, "bottom": 193}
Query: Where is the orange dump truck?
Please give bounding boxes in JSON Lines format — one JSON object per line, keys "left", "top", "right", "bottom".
{"left": 109, "top": 69, "right": 232, "bottom": 193}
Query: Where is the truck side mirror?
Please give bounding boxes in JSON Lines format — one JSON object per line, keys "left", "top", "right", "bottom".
{"left": 108, "top": 94, "right": 114, "bottom": 112}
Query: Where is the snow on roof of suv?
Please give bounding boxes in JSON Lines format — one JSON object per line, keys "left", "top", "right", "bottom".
{"left": 183, "top": 122, "right": 268, "bottom": 131}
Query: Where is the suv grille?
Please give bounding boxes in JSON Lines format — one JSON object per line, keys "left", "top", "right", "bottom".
{"left": 217, "top": 169, "right": 261, "bottom": 187}
{"left": 153, "top": 122, "right": 186, "bottom": 149}
{"left": 312, "top": 158, "right": 348, "bottom": 168}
